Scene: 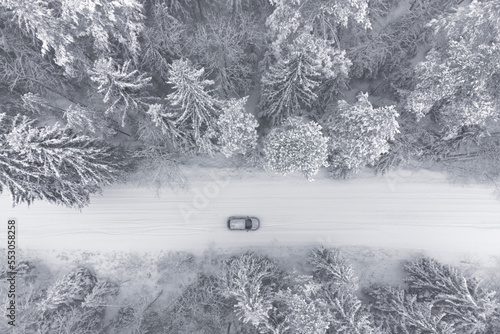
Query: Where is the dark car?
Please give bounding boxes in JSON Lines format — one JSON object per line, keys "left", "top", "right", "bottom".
{"left": 227, "top": 216, "right": 260, "bottom": 231}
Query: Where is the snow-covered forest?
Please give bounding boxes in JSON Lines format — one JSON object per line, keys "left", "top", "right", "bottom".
{"left": 1, "top": 246, "right": 499, "bottom": 334}
{"left": 1, "top": 0, "right": 500, "bottom": 332}
{"left": 1, "top": 0, "right": 500, "bottom": 208}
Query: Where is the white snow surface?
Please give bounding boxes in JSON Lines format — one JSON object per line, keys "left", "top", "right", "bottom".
{"left": 2, "top": 167, "right": 500, "bottom": 259}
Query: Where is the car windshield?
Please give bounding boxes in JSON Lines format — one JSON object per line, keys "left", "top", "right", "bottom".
{"left": 245, "top": 219, "right": 252, "bottom": 229}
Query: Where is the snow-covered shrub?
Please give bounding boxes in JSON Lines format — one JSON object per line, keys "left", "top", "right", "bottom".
{"left": 404, "top": 257, "right": 498, "bottom": 333}
{"left": 427, "top": 132, "right": 500, "bottom": 198}
{"left": 37, "top": 278, "right": 118, "bottom": 334}
{"left": 263, "top": 117, "right": 329, "bottom": 180}
{"left": 326, "top": 93, "right": 399, "bottom": 178}
{"left": 156, "top": 251, "right": 196, "bottom": 273}
{"left": 0, "top": 261, "right": 34, "bottom": 280}
{"left": 0, "top": 114, "right": 124, "bottom": 208}
{"left": 216, "top": 97, "right": 258, "bottom": 158}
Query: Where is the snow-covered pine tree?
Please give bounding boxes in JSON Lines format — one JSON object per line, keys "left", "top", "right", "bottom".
{"left": 327, "top": 289, "right": 376, "bottom": 334}
{"left": 0, "top": 10, "right": 74, "bottom": 97}
{"left": 406, "top": 43, "right": 500, "bottom": 138}
{"left": 219, "top": 252, "right": 283, "bottom": 330}
{"left": 39, "top": 267, "right": 97, "bottom": 312}
{"left": 188, "top": 12, "right": 260, "bottom": 95}
{"left": 366, "top": 285, "right": 455, "bottom": 334}
{"left": 81, "top": 280, "right": 119, "bottom": 310}
{"left": 0, "top": 114, "right": 124, "bottom": 208}
{"left": 166, "top": 59, "right": 220, "bottom": 154}
{"left": 404, "top": 257, "right": 498, "bottom": 333}
{"left": 21, "top": 93, "right": 60, "bottom": 116}
{"left": 59, "top": 0, "right": 144, "bottom": 61}
{"left": 308, "top": 247, "right": 376, "bottom": 334}
{"left": 0, "top": 0, "right": 145, "bottom": 77}
{"left": 275, "top": 279, "right": 330, "bottom": 334}
{"left": 405, "top": 0, "right": 500, "bottom": 138}
{"left": 139, "top": 2, "right": 185, "bottom": 81}
{"left": 89, "top": 58, "right": 151, "bottom": 126}
{"left": 343, "top": 0, "right": 454, "bottom": 87}
{"left": 308, "top": 247, "right": 357, "bottom": 291}
{"left": 326, "top": 92, "right": 399, "bottom": 178}
{"left": 144, "top": 103, "right": 191, "bottom": 150}
{"left": 167, "top": 273, "right": 229, "bottom": 334}
{"left": 36, "top": 267, "right": 114, "bottom": 334}
{"left": 266, "top": 0, "right": 370, "bottom": 58}
{"left": 265, "top": 0, "right": 365, "bottom": 102}
{"left": 216, "top": 97, "right": 258, "bottom": 158}
{"left": 64, "top": 103, "right": 115, "bottom": 138}
{"left": 263, "top": 117, "right": 328, "bottom": 180}
{"left": 259, "top": 48, "right": 319, "bottom": 125}
{"left": 0, "top": 0, "right": 78, "bottom": 75}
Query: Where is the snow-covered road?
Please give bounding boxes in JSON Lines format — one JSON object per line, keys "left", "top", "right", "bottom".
{"left": 2, "top": 168, "right": 500, "bottom": 257}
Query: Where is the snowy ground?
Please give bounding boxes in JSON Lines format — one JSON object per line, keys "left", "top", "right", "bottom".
{"left": 2, "top": 167, "right": 500, "bottom": 266}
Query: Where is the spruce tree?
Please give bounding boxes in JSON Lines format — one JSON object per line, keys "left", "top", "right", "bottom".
{"left": 404, "top": 257, "right": 497, "bottom": 333}
{"left": 0, "top": 0, "right": 144, "bottom": 76}
{"left": 259, "top": 50, "right": 319, "bottom": 125}
{"left": 216, "top": 97, "right": 258, "bottom": 158}
{"left": 366, "top": 285, "right": 456, "bottom": 334}
{"left": 326, "top": 93, "right": 399, "bottom": 178}
{"left": 89, "top": 58, "right": 151, "bottom": 125}
{"left": 275, "top": 275, "right": 330, "bottom": 334}
{"left": 219, "top": 252, "right": 283, "bottom": 330}
{"left": 39, "top": 267, "right": 98, "bottom": 312}
{"left": 0, "top": 114, "right": 124, "bottom": 208}
{"left": 166, "top": 59, "right": 220, "bottom": 154}
{"left": 167, "top": 59, "right": 219, "bottom": 126}
{"left": 308, "top": 247, "right": 377, "bottom": 334}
